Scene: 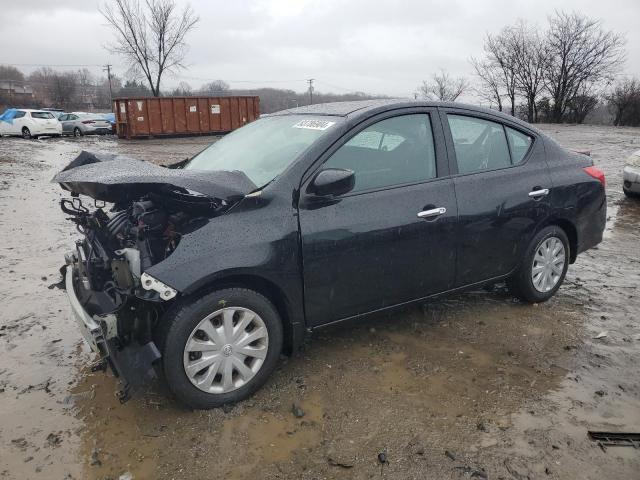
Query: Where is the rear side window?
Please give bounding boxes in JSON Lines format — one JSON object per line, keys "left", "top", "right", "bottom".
{"left": 447, "top": 115, "right": 511, "bottom": 174}
{"left": 324, "top": 114, "right": 437, "bottom": 192}
{"left": 13, "top": 111, "right": 26, "bottom": 119}
{"left": 506, "top": 127, "right": 533, "bottom": 164}
{"left": 31, "top": 112, "right": 54, "bottom": 119}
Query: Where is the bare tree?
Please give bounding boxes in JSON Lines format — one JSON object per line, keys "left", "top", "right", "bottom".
{"left": 502, "top": 22, "right": 546, "bottom": 122}
{"left": 0, "top": 65, "right": 25, "bottom": 82}
{"left": 566, "top": 85, "right": 599, "bottom": 124}
{"left": 101, "top": 0, "right": 199, "bottom": 97}
{"left": 470, "top": 58, "right": 503, "bottom": 111}
{"left": 50, "top": 72, "right": 78, "bottom": 109}
{"left": 544, "top": 11, "right": 625, "bottom": 123}
{"left": 419, "top": 70, "right": 469, "bottom": 102}
{"left": 200, "top": 80, "right": 230, "bottom": 94}
{"left": 606, "top": 78, "right": 640, "bottom": 126}
{"left": 76, "top": 68, "right": 95, "bottom": 108}
{"left": 483, "top": 31, "right": 518, "bottom": 116}
{"left": 170, "top": 81, "right": 192, "bottom": 96}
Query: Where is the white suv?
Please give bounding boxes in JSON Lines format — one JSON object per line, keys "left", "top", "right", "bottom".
{"left": 0, "top": 109, "right": 62, "bottom": 139}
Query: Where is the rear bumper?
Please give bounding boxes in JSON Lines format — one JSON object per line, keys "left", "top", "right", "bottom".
{"left": 63, "top": 259, "right": 161, "bottom": 402}
{"left": 82, "top": 126, "right": 112, "bottom": 135}
{"left": 623, "top": 165, "right": 640, "bottom": 193}
{"left": 575, "top": 188, "right": 606, "bottom": 257}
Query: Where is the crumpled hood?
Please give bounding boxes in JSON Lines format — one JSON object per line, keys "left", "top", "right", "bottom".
{"left": 53, "top": 151, "right": 257, "bottom": 203}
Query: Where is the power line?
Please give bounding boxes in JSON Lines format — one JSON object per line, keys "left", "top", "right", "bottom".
{"left": 0, "top": 62, "right": 105, "bottom": 68}
{"left": 315, "top": 80, "right": 358, "bottom": 93}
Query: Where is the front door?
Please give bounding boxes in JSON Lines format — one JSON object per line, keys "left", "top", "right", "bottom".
{"left": 441, "top": 109, "right": 552, "bottom": 286}
{"left": 299, "top": 111, "right": 458, "bottom": 327}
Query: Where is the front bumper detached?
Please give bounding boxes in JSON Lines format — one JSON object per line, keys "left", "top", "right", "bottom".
{"left": 63, "top": 261, "right": 161, "bottom": 402}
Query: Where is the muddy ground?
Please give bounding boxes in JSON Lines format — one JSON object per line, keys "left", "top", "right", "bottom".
{"left": 0, "top": 125, "right": 638, "bottom": 480}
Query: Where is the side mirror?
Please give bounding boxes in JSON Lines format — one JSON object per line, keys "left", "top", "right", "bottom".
{"left": 309, "top": 168, "right": 355, "bottom": 197}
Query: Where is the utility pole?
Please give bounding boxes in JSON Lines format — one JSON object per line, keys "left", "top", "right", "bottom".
{"left": 307, "top": 78, "right": 314, "bottom": 105}
{"left": 103, "top": 64, "right": 114, "bottom": 111}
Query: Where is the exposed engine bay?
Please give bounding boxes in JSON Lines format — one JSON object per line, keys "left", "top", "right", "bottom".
{"left": 61, "top": 188, "right": 223, "bottom": 311}
{"left": 54, "top": 151, "right": 256, "bottom": 400}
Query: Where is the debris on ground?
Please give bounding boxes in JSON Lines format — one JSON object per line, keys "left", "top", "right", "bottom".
{"left": 588, "top": 431, "right": 640, "bottom": 451}
{"left": 46, "top": 433, "right": 62, "bottom": 448}
{"left": 291, "top": 403, "right": 305, "bottom": 418}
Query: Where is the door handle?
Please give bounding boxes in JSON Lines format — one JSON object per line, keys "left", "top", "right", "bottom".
{"left": 528, "top": 188, "right": 550, "bottom": 198}
{"left": 417, "top": 207, "right": 446, "bottom": 219}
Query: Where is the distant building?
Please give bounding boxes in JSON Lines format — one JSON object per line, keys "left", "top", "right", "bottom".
{"left": 0, "top": 80, "right": 34, "bottom": 106}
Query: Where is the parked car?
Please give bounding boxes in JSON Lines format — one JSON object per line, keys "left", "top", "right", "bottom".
{"left": 100, "top": 112, "right": 117, "bottom": 134}
{"left": 623, "top": 149, "right": 640, "bottom": 198}
{"left": 42, "top": 108, "right": 65, "bottom": 119}
{"left": 0, "top": 108, "right": 62, "bottom": 138}
{"left": 59, "top": 112, "right": 113, "bottom": 136}
{"left": 54, "top": 100, "right": 606, "bottom": 408}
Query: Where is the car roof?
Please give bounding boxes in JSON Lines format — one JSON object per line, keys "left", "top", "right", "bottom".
{"left": 271, "top": 99, "right": 540, "bottom": 133}
{"left": 17, "top": 109, "right": 54, "bottom": 113}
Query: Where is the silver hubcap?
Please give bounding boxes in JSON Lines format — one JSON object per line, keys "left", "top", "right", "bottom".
{"left": 531, "top": 237, "right": 565, "bottom": 293}
{"left": 183, "top": 307, "right": 268, "bottom": 394}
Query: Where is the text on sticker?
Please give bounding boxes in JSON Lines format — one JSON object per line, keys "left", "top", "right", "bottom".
{"left": 293, "top": 120, "right": 336, "bottom": 131}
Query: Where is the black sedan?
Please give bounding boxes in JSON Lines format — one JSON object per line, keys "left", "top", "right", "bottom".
{"left": 55, "top": 100, "right": 606, "bottom": 408}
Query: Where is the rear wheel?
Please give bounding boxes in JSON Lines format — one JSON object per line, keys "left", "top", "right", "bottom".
{"left": 73, "top": 127, "right": 83, "bottom": 137}
{"left": 623, "top": 187, "right": 639, "bottom": 198}
{"left": 507, "top": 226, "right": 569, "bottom": 303}
{"left": 21, "top": 127, "right": 31, "bottom": 139}
{"left": 159, "top": 288, "right": 283, "bottom": 409}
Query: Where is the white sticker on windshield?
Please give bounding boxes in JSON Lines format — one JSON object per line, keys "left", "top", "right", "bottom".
{"left": 293, "top": 119, "right": 335, "bottom": 131}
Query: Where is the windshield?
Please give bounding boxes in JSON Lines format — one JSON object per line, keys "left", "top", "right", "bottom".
{"left": 185, "top": 115, "right": 342, "bottom": 187}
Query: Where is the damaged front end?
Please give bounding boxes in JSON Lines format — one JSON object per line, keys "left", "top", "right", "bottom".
{"left": 55, "top": 151, "right": 254, "bottom": 401}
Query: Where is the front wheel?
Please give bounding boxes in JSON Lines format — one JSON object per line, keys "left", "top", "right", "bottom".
{"left": 507, "top": 226, "right": 570, "bottom": 303}
{"left": 159, "top": 288, "right": 283, "bottom": 409}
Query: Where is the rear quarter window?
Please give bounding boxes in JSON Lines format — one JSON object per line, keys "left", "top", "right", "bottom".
{"left": 506, "top": 127, "right": 533, "bottom": 164}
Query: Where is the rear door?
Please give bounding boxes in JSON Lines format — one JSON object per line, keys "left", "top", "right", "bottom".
{"left": 299, "top": 109, "right": 458, "bottom": 327}
{"left": 59, "top": 114, "right": 72, "bottom": 133}
{"left": 440, "top": 108, "right": 552, "bottom": 286}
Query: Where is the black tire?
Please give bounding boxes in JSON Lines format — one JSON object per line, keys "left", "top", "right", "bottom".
{"left": 623, "top": 187, "right": 639, "bottom": 199}
{"left": 73, "top": 127, "right": 83, "bottom": 137}
{"left": 507, "top": 226, "right": 570, "bottom": 303}
{"left": 159, "top": 288, "right": 283, "bottom": 409}
{"left": 21, "top": 127, "right": 31, "bottom": 139}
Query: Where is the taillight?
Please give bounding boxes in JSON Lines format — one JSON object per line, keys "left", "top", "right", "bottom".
{"left": 584, "top": 166, "right": 605, "bottom": 188}
{"left": 82, "top": 120, "right": 95, "bottom": 124}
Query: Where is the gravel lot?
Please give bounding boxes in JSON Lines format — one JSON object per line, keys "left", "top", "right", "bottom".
{"left": 0, "top": 125, "right": 639, "bottom": 479}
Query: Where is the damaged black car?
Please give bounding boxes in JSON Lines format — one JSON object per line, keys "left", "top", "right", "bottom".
{"left": 56, "top": 100, "right": 606, "bottom": 409}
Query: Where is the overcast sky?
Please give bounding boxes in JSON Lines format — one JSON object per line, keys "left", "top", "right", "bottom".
{"left": 1, "top": 0, "right": 638, "bottom": 98}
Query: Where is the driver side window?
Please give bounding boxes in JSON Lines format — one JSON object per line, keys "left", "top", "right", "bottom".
{"left": 447, "top": 115, "right": 510, "bottom": 174}
{"left": 324, "top": 114, "right": 436, "bottom": 193}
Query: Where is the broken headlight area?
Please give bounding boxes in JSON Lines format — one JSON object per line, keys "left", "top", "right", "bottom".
{"left": 60, "top": 188, "right": 226, "bottom": 401}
